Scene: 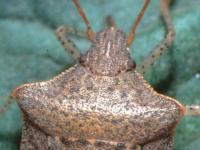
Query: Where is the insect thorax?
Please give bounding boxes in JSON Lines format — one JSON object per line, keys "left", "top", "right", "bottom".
{"left": 80, "top": 27, "right": 136, "bottom": 76}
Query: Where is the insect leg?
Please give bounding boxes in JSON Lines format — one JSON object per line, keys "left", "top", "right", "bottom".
{"left": 57, "top": 26, "right": 86, "bottom": 38}
{"left": 137, "top": 0, "right": 175, "bottom": 74}
{"left": 0, "top": 95, "right": 14, "bottom": 116}
{"left": 55, "top": 26, "right": 82, "bottom": 61}
{"left": 185, "top": 105, "right": 200, "bottom": 116}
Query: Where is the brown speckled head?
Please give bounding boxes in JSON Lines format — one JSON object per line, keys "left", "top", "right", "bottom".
{"left": 80, "top": 27, "right": 136, "bottom": 76}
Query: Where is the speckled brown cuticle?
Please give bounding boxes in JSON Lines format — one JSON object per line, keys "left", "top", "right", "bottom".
{"left": 12, "top": 0, "right": 186, "bottom": 149}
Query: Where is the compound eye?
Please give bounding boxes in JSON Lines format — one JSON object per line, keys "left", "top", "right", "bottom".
{"left": 79, "top": 54, "right": 87, "bottom": 65}
{"left": 127, "top": 59, "right": 136, "bottom": 70}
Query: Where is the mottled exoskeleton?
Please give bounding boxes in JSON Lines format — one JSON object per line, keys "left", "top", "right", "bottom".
{"left": 9, "top": 0, "right": 200, "bottom": 150}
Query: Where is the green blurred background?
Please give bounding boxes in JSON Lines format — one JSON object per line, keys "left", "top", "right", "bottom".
{"left": 0, "top": 0, "right": 200, "bottom": 149}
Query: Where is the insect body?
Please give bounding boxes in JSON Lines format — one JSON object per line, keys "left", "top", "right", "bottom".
{"left": 10, "top": 0, "right": 199, "bottom": 149}
{"left": 13, "top": 27, "right": 184, "bottom": 149}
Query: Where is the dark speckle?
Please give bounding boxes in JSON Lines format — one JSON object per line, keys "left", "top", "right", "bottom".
{"left": 77, "top": 139, "right": 90, "bottom": 146}
{"left": 117, "top": 70, "right": 121, "bottom": 74}
{"left": 111, "top": 119, "right": 119, "bottom": 125}
{"left": 107, "top": 87, "right": 114, "bottom": 92}
{"left": 116, "top": 143, "right": 126, "bottom": 150}
{"left": 70, "top": 50, "right": 74, "bottom": 54}
{"left": 95, "top": 140, "right": 105, "bottom": 147}
{"left": 61, "top": 138, "right": 71, "bottom": 146}
{"left": 67, "top": 39, "right": 71, "bottom": 43}
{"left": 120, "top": 91, "right": 128, "bottom": 98}
{"left": 61, "top": 41, "right": 65, "bottom": 45}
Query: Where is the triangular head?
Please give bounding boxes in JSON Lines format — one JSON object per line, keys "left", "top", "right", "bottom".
{"left": 80, "top": 27, "right": 136, "bottom": 76}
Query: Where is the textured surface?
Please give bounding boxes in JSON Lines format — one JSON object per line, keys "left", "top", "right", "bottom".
{"left": 14, "top": 64, "right": 182, "bottom": 149}
{"left": 13, "top": 27, "right": 184, "bottom": 149}
{"left": 0, "top": 0, "right": 200, "bottom": 150}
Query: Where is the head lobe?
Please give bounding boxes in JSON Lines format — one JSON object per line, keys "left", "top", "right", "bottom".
{"left": 80, "top": 27, "right": 136, "bottom": 76}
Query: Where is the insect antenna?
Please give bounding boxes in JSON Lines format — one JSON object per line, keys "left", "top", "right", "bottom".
{"left": 127, "top": 0, "right": 151, "bottom": 47}
{"left": 72, "top": 0, "right": 94, "bottom": 42}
